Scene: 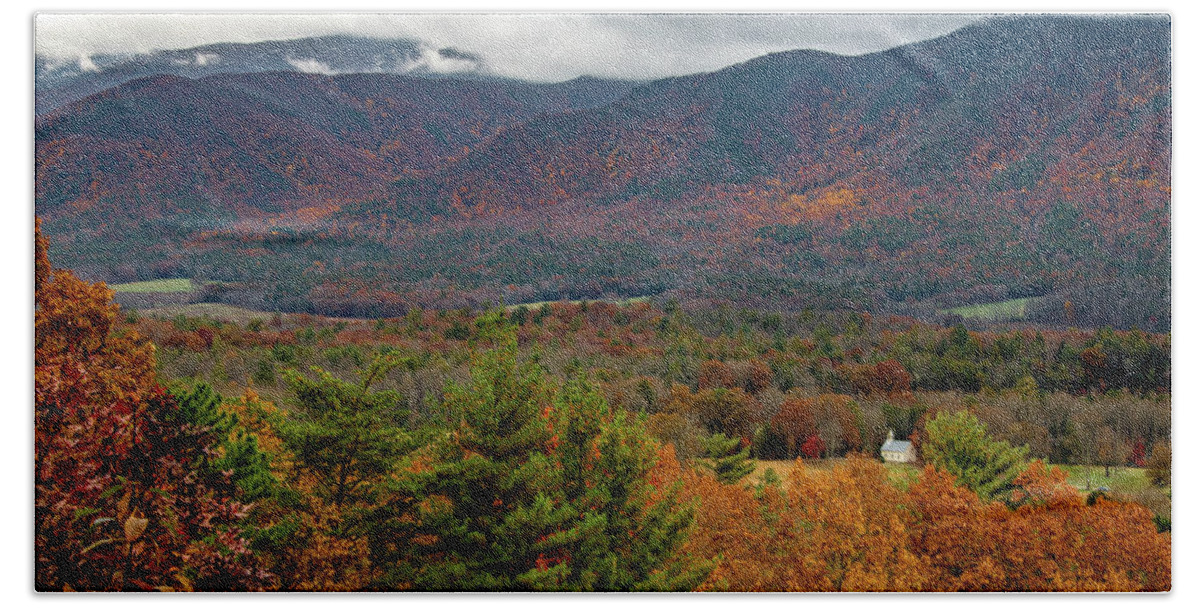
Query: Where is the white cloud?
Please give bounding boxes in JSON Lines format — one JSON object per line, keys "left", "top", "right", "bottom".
{"left": 403, "top": 46, "right": 480, "bottom": 74}
{"left": 36, "top": 13, "right": 984, "bottom": 83}
{"left": 169, "top": 52, "right": 220, "bottom": 67}
{"left": 286, "top": 56, "right": 337, "bottom": 75}
{"left": 77, "top": 53, "right": 99, "bottom": 72}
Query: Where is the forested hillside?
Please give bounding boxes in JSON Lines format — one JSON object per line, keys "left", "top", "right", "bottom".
{"left": 35, "top": 221, "right": 1171, "bottom": 591}
{"left": 34, "top": 11, "right": 1174, "bottom": 593}
{"left": 36, "top": 71, "right": 637, "bottom": 214}
{"left": 35, "top": 15, "right": 1169, "bottom": 328}
{"left": 36, "top": 35, "right": 510, "bottom": 114}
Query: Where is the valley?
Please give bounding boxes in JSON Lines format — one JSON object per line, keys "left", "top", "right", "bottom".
{"left": 34, "top": 13, "right": 1173, "bottom": 593}
{"left": 36, "top": 14, "right": 1170, "bottom": 332}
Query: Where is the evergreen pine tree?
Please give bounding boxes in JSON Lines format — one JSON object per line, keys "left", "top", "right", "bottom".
{"left": 922, "top": 410, "right": 1030, "bottom": 504}
{"left": 276, "top": 356, "right": 412, "bottom": 509}
{"left": 702, "top": 433, "right": 756, "bottom": 485}
{"left": 169, "top": 382, "right": 277, "bottom": 502}
{"left": 393, "top": 320, "right": 570, "bottom": 590}
{"left": 549, "top": 378, "right": 710, "bottom": 591}
{"left": 368, "top": 315, "right": 710, "bottom": 591}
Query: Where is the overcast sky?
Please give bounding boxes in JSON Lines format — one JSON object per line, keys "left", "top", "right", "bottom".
{"left": 35, "top": 13, "right": 984, "bottom": 82}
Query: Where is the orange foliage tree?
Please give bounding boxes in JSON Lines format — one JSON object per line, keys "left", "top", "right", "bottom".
{"left": 680, "top": 452, "right": 1168, "bottom": 592}
{"left": 680, "top": 456, "right": 930, "bottom": 591}
{"left": 218, "top": 390, "right": 376, "bottom": 591}
{"left": 906, "top": 462, "right": 1170, "bottom": 591}
{"left": 35, "top": 219, "right": 268, "bottom": 591}
{"left": 781, "top": 456, "right": 931, "bottom": 591}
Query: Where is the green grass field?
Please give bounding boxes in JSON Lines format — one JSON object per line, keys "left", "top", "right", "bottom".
{"left": 1056, "top": 464, "right": 1171, "bottom": 518}
{"left": 941, "top": 297, "right": 1041, "bottom": 322}
{"left": 1055, "top": 464, "right": 1163, "bottom": 493}
{"left": 110, "top": 278, "right": 194, "bottom": 293}
{"left": 747, "top": 460, "right": 1167, "bottom": 508}
{"left": 505, "top": 296, "right": 651, "bottom": 311}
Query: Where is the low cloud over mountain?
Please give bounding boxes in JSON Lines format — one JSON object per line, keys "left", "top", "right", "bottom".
{"left": 35, "top": 35, "right": 491, "bottom": 114}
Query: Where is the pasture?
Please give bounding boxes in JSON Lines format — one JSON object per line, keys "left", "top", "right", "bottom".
{"left": 139, "top": 302, "right": 271, "bottom": 325}
{"left": 942, "top": 297, "right": 1041, "bottom": 322}
{"left": 1056, "top": 464, "right": 1158, "bottom": 493}
{"left": 747, "top": 459, "right": 1169, "bottom": 518}
{"left": 110, "top": 278, "right": 194, "bottom": 293}
{"left": 505, "top": 296, "right": 651, "bottom": 311}
{"left": 750, "top": 458, "right": 923, "bottom": 490}
{"left": 1056, "top": 464, "right": 1171, "bottom": 520}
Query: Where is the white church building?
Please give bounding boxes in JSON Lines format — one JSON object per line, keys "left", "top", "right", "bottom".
{"left": 880, "top": 429, "right": 917, "bottom": 463}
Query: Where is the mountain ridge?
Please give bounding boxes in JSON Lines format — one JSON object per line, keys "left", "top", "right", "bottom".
{"left": 37, "top": 33, "right": 635, "bottom": 114}
{"left": 36, "top": 69, "right": 641, "bottom": 214}
{"left": 34, "top": 14, "right": 1171, "bottom": 328}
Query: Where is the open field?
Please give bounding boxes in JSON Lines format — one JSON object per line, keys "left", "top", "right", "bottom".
{"left": 505, "top": 296, "right": 651, "bottom": 311}
{"left": 750, "top": 458, "right": 923, "bottom": 490}
{"left": 110, "top": 278, "right": 195, "bottom": 293}
{"left": 748, "top": 460, "right": 1169, "bottom": 514}
{"left": 1056, "top": 464, "right": 1165, "bottom": 494}
{"left": 941, "top": 297, "right": 1041, "bottom": 322}
{"left": 137, "top": 302, "right": 271, "bottom": 325}
{"left": 1056, "top": 464, "right": 1171, "bottom": 519}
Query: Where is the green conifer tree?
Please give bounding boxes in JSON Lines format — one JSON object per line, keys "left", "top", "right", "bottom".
{"left": 169, "top": 382, "right": 277, "bottom": 502}
{"left": 548, "top": 377, "right": 710, "bottom": 591}
{"left": 277, "top": 355, "right": 412, "bottom": 509}
{"left": 922, "top": 410, "right": 1029, "bottom": 504}
{"left": 392, "top": 325, "right": 569, "bottom": 590}
{"left": 368, "top": 315, "right": 709, "bottom": 591}
{"left": 702, "top": 432, "right": 756, "bottom": 485}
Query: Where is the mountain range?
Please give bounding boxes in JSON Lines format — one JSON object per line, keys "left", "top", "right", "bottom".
{"left": 36, "top": 35, "right": 507, "bottom": 114}
{"left": 34, "top": 15, "right": 1171, "bottom": 330}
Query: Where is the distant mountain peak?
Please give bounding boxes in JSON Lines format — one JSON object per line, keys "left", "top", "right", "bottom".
{"left": 35, "top": 34, "right": 492, "bottom": 114}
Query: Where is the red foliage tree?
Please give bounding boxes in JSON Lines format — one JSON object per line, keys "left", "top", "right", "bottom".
{"left": 697, "top": 360, "right": 735, "bottom": 390}
{"left": 842, "top": 360, "right": 912, "bottom": 398}
{"left": 771, "top": 396, "right": 817, "bottom": 458}
{"left": 35, "top": 220, "right": 268, "bottom": 591}
{"left": 872, "top": 360, "right": 913, "bottom": 397}
{"left": 800, "top": 435, "right": 826, "bottom": 460}
{"left": 1129, "top": 438, "right": 1147, "bottom": 467}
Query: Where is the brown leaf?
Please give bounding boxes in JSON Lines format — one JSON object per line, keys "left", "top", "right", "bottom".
{"left": 124, "top": 511, "right": 149, "bottom": 542}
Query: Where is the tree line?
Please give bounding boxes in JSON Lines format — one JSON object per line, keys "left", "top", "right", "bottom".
{"left": 36, "top": 221, "right": 1170, "bottom": 591}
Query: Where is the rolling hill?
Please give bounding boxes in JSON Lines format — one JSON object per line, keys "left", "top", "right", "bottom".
{"left": 36, "top": 34, "right": 494, "bottom": 114}
{"left": 34, "top": 15, "right": 1171, "bottom": 330}
{"left": 36, "top": 71, "right": 639, "bottom": 214}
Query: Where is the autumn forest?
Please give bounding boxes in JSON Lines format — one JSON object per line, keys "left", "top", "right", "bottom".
{"left": 34, "top": 14, "right": 1171, "bottom": 592}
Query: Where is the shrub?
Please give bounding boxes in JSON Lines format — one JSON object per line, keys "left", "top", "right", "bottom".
{"left": 1146, "top": 440, "right": 1171, "bottom": 487}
